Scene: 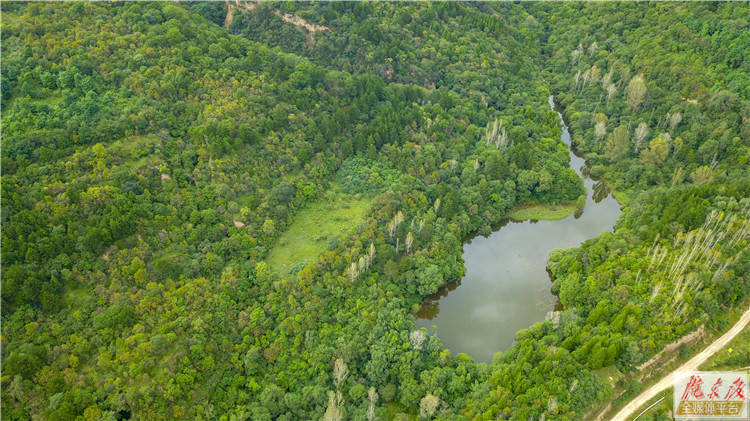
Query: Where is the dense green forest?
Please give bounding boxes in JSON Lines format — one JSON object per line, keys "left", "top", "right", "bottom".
{"left": 1, "top": 2, "right": 747, "bottom": 420}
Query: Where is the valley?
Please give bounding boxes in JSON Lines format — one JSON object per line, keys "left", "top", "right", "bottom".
{"left": 1, "top": 2, "right": 748, "bottom": 420}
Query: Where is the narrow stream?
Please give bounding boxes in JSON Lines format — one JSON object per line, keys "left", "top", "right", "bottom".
{"left": 415, "top": 96, "right": 622, "bottom": 363}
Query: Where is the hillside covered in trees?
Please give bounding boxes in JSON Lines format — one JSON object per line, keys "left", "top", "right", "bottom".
{"left": 1, "top": 2, "right": 748, "bottom": 420}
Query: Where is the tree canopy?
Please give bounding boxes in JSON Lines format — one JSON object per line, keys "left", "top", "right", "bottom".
{"left": 2, "top": 2, "right": 748, "bottom": 420}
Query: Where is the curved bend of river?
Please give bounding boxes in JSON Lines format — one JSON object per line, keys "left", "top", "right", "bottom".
{"left": 416, "top": 95, "right": 622, "bottom": 363}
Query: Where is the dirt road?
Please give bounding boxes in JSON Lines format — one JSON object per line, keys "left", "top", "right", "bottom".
{"left": 610, "top": 306, "right": 750, "bottom": 421}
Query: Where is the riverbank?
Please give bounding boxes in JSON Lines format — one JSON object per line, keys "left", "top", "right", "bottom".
{"left": 507, "top": 201, "right": 578, "bottom": 221}
{"left": 415, "top": 96, "right": 622, "bottom": 362}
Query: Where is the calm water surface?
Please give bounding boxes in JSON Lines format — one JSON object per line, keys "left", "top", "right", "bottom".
{"left": 416, "top": 96, "right": 622, "bottom": 363}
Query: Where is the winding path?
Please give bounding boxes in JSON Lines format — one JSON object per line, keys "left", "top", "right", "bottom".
{"left": 611, "top": 305, "right": 750, "bottom": 421}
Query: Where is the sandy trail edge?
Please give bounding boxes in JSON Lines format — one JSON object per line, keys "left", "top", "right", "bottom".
{"left": 611, "top": 305, "right": 750, "bottom": 421}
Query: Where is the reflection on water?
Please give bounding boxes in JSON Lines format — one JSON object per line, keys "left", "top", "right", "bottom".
{"left": 593, "top": 181, "right": 611, "bottom": 203}
{"left": 415, "top": 95, "right": 622, "bottom": 363}
{"left": 418, "top": 278, "right": 461, "bottom": 319}
{"left": 580, "top": 163, "right": 592, "bottom": 179}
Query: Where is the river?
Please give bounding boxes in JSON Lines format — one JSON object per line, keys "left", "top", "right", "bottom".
{"left": 415, "top": 96, "right": 622, "bottom": 363}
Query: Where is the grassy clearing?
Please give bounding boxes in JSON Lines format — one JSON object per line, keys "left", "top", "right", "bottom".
{"left": 700, "top": 324, "right": 750, "bottom": 372}
{"left": 593, "top": 365, "right": 624, "bottom": 387}
{"left": 64, "top": 287, "right": 90, "bottom": 308}
{"left": 267, "top": 188, "right": 370, "bottom": 276}
{"left": 4, "top": 93, "right": 62, "bottom": 111}
{"left": 627, "top": 391, "right": 673, "bottom": 421}
{"left": 610, "top": 188, "right": 632, "bottom": 205}
{"left": 507, "top": 201, "right": 577, "bottom": 221}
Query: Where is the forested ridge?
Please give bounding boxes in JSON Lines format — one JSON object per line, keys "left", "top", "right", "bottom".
{"left": 1, "top": 2, "right": 748, "bottom": 420}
